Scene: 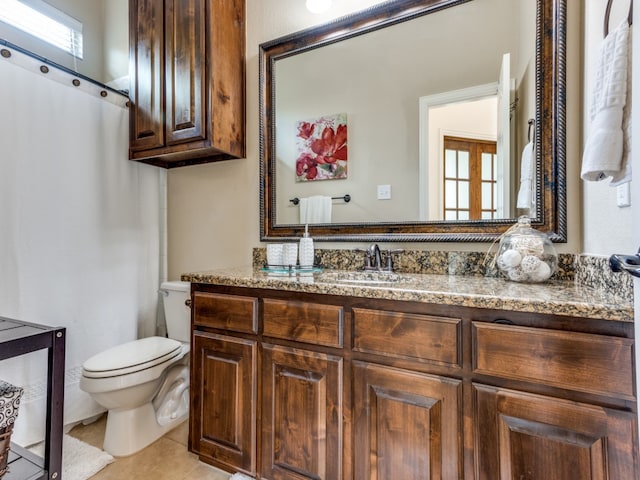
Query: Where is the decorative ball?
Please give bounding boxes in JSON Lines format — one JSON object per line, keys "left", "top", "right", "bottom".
{"left": 520, "top": 255, "right": 542, "bottom": 273}
{"left": 511, "top": 235, "right": 545, "bottom": 256}
{"left": 500, "top": 249, "right": 522, "bottom": 268}
{"left": 531, "top": 261, "right": 552, "bottom": 282}
{"left": 507, "top": 266, "right": 528, "bottom": 282}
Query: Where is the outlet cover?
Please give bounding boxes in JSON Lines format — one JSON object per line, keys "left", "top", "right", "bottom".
{"left": 377, "top": 184, "right": 391, "bottom": 200}
{"left": 616, "top": 183, "right": 631, "bottom": 207}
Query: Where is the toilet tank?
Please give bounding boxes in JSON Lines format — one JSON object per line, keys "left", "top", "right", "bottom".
{"left": 160, "top": 281, "right": 191, "bottom": 343}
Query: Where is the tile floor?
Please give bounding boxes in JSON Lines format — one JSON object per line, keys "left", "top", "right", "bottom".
{"left": 68, "top": 415, "right": 232, "bottom": 480}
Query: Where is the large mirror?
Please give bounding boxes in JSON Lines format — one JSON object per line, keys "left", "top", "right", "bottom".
{"left": 260, "top": 0, "right": 566, "bottom": 242}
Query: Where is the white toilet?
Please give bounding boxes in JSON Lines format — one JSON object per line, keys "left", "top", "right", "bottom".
{"left": 80, "top": 281, "right": 191, "bottom": 457}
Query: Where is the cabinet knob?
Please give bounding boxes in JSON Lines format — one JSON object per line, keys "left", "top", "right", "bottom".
{"left": 185, "top": 299, "right": 192, "bottom": 308}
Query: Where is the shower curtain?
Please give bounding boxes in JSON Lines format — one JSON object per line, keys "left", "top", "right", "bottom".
{"left": 0, "top": 48, "right": 162, "bottom": 446}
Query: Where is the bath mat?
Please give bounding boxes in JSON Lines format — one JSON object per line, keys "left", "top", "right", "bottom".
{"left": 229, "top": 473, "right": 254, "bottom": 480}
{"left": 29, "top": 434, "right": 113, "bottom": 480}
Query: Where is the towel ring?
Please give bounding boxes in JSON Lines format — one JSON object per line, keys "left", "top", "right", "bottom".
{"left": 604, "top": 0, "right": 633, "bottom": 37}
{"left": 527, "top": 118, "right": 535, "bottom": 143}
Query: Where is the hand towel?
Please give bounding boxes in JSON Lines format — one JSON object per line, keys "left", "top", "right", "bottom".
{"left": 611, "top": 27, "right": 632, "bottom": 186}
{"left": 299, "top": 195, "right": 332, "bottom": 224}
{"left": 581, "top": 20, "right": 631, "bottom": 182}
{"left": 516, "top": 141, "right": 534, "bottom": 211}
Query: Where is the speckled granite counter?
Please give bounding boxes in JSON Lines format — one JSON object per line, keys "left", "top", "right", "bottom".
{"left": 182, "top": 266, "right": 634, "bottom": 322}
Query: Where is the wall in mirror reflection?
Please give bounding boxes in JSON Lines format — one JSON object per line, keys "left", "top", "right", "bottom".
{"left": 274, "top": 0, "right": 536, "bottom": 225}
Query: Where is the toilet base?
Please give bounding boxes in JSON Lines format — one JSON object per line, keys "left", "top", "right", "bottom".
{"left": 103, "top": 402, "right": 188, "bottom": 457}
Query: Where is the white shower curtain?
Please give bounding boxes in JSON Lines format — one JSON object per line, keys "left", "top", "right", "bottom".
{"left": 0, "top": 49, "right": 162, "bottom": 445}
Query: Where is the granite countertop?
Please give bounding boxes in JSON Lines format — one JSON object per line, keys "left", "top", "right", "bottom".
{"left": 181, "top": 266, "right": 634, "bottom": 322}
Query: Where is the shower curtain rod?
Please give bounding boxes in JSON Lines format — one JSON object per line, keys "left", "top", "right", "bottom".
{"left": 0, "top": 38, "right": 129, "bottom": 99}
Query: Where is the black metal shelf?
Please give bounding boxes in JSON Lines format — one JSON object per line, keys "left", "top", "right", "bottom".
{"left": 0, "top": 317, "right": 65, "bottom": 480}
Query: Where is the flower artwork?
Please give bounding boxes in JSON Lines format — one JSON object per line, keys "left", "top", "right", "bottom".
{"left": 295, "top": 113, "right": 347, "bottom": 182}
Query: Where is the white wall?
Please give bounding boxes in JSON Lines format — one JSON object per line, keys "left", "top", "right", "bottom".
{"left": 582, "top": 0, "right": 634, "bottom": 256}
{"left": 167, "top": 0, "right": 584, "bottom": 278}
{"left": 102, "top": 0, "right": 129, "bottom": 85}
{"left": 273, "top": 1, "right": 517, "bottom": 225}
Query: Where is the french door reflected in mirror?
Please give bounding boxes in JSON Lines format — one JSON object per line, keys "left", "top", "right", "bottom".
{"left": 443, "top": 136, "right": 498, "bottom": 220}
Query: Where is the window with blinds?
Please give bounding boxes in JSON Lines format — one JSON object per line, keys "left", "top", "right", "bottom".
{"left": 0, "top": 0, "right": 83, "bottom": 59}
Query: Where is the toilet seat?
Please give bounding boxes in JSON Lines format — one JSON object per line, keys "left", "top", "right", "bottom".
{"left": 83, "top": 337, "right": 183, "bottom": 379}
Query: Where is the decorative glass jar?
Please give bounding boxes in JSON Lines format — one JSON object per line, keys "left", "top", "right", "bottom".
{"left": 496, "top": 217, "right": 558, "bottom": 283}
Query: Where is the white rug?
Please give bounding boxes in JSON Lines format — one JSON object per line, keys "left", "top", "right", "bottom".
{"left": 30, "top": 434, "right": 114, "bottom": 480}
{"left": 229, "top": 474, "right": 254, "bottom": 480}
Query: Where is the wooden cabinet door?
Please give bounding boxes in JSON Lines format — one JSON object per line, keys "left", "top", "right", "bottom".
{"left": 129, "top": 0, "right": 165, "bottom": 151}
{"left": 164, "top": 0, "right": 206, "bottom": 145}
{"left": 474, "top": 383, "right": 639, "bottom": 480}
{"left": 353, "top": 361, "right": 463, "bottom": 479}
{"left": 191, "top": 332, "right": 257, "bottom": 475}
{"left": 261, "top": 344, "right": 343, "bottom": 480}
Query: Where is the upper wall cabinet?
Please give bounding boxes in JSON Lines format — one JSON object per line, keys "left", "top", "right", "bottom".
{"left": 129, "top": 0, "right": 245, "bottom": 168}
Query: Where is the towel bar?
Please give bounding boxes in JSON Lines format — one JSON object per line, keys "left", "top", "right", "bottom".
{"left": 290, "top": 194, "right": 351, "bottom": 205}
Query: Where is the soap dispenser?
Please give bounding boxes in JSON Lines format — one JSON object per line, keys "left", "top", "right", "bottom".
{"left": 299, "top": 224, "right": 315, "bottom": 268}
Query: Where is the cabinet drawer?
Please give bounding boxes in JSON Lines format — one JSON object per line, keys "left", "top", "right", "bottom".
{"left": 263, "top": 299, "right": 343, "bottom": 348}
{"left": 353, "top": 308, "right": 461, "bottom": 367}
{"left": 473, "top": 322, "right": 635, "bottom": 400}
{"left": 193, "top": 292, "right": 258, "bottom": 334}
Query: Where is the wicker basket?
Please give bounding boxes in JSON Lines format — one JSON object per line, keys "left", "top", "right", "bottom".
{"left": 0, "top": 381, "right": 24, "bottom": 478}
{"left": 0, "top": 424, "right": 13, "bottom": 478}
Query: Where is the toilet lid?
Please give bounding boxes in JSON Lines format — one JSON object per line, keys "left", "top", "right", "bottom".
{"left": 83, "top": 337, "right": 184, "bottom": 378}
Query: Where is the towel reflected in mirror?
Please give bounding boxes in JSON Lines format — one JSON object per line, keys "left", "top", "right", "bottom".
{"left": 299, "top": 196, "right": 332, "bottom": 224}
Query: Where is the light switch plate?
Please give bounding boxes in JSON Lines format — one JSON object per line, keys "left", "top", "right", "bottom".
{"left": 616, "top": 183, "right": 631, "bottom": 207}
{"left": 377, "top": 184, "right": 391, "bottom": 200}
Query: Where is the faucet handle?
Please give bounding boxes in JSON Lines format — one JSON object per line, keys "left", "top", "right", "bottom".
{"left": 384, "top": 249, "right": 404, "bottom": 272}
{"left": 355, "top": 248, "right": 372, "bottom": 268}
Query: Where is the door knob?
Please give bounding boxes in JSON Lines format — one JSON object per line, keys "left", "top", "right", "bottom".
{"left": 609, "top": 248, "right": 640, "bottom": 278}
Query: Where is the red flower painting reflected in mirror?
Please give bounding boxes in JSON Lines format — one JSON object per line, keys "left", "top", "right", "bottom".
{"left": 295, "top": 113, "right": 347, "bottom": 182}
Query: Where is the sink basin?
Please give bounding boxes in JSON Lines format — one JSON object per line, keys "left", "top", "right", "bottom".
{"left": 318, "top": 271, "right": 412, "bottom": 285}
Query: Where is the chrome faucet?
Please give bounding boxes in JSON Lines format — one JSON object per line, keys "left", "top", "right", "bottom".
{"left": 368, "top": 244, "right": 383, "bottom": 270}
{"left": 356, "top": 244, "right": 404, "bottom": 272}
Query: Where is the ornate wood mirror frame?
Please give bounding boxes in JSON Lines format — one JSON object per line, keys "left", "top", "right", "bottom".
{"left": 259, "top": 0, "right": 566, "bottom": 242}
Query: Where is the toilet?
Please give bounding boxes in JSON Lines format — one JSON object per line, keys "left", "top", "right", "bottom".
{"left": 80, "top": 281, "right": 191, "bottom": 457}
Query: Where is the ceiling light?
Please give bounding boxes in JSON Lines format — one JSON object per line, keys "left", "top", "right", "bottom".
{"left": 306, "top": 0, "right": 332, "bottom": 14}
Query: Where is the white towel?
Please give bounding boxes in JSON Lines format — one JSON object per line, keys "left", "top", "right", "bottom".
{"left": 611, "top": 27, "right": 633, "bottom": 186}
{"left": 516, "top": 141, "right": 535, "bottom": 211}
{"left": 581, "top": 20, "right": 631, "bottom": 183}
{"left": 299, "top": 195, "right": 332, "bottom": 224}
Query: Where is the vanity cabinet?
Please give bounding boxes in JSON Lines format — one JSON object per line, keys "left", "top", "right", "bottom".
{"left": 190, "top": 292, "right": 258, "bottom": 474}
{"left": 261, "top": 344, "right": 343, "bottom": 479}
{"left": 129, "top": 0, "right": 245, "bottom": 168}
{"left": 351, "top": 308, "right": 463, "bottom": 478}
{"left": 352, "top": 362, "right": 462, "bottom": 478}
{"left": 189, "top": 284, "right": 638, "bottom": 479}
{"left": 472, "top": 321, "right": 638, "bottom": 480}
{"left": 474, "top": 384, "right": 638, "bottom": 479}
{"left": 261, "top": 298, "right": 345, "bottom": 479}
